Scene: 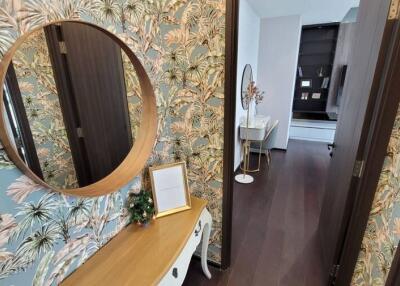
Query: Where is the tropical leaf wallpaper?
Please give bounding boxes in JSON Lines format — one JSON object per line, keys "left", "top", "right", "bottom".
{"left": 0, "top": 0, "right": 226, "bottom": 284}
{"left": 351, "top": 106, "right": 400, "bottom": 286}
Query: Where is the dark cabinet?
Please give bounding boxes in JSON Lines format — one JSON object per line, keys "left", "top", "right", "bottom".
{"left": 293, "top": 23, "right": 339, "bottom": 120}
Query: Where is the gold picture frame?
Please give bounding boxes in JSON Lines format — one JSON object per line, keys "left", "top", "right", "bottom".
{"left": 149, "top": 162, "right": 191, "bottom": 218}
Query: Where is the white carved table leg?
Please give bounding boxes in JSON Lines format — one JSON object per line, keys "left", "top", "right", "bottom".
{"left": 201, "top": 210, "right": 212, "bottom": 279}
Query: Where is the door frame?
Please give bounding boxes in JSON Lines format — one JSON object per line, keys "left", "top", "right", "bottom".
{"left": 387, "top": 240, "right": 400, "bottom": 286}
{"left": 44, "top": 25, "right": 92, "bottom": 186}
{"left": 221, "top": 0, "right": 239, "bottom": 270}
{"left": 334, "top": 12, "right": 400, "bottom": 286}
{"left": 221, "top": 0, "right": 400, "bottom": 279}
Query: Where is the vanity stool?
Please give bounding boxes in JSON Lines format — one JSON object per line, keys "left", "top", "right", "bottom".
{"left": 62, "top": 196, "right": 212, "bottom": 286}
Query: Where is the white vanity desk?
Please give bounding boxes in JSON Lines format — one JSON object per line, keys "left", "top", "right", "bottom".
{"left": 62, "top": 197, "right": 212, "bottom": 286}
{"left": 239, "top": 115, "right": 271, "bottom": 141}
{"left": 239, "top": 115, "right": 273, "bottom": 171}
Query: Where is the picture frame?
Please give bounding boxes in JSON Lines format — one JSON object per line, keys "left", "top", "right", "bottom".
{"left": 149, "top": 162, "right": 191, "bottom": 218}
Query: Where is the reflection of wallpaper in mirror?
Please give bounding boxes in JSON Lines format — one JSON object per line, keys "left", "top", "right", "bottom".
{"left": 11, "top": 31, "right": 143, "bottom": 190}
{"left": 122, "top": 51, "right": 142, "bottom": 141}
{"left": 13, "top": 29, "right": 79, "bottom": 189}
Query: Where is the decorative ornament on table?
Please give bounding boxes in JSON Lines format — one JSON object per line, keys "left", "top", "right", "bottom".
{"left": 126, "top": 188, "right": 155, "bottom": 226}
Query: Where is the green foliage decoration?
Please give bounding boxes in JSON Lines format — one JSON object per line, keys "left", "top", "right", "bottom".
{"left": 127, "top": 190, "right": 155, "bottom": 225}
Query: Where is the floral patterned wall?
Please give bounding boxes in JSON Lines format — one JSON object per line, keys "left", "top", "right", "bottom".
{"left": 0, "top": 0, "right": 226, "bottom": 284}
{"left": 351, "top": 105, "right": 400, "bottom": 286}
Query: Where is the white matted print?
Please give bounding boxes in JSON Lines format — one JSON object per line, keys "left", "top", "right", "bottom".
{"left": 149, "top": 162, "right": 191, "bottom": 218}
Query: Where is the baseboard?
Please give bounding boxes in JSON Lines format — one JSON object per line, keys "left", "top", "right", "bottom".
{"left": 249, "top": 147, "right": 287, "bottom": 154}
{"left": 272, "top": 148, "right": 287, "bottom": 152}
{"left": 289, "top": 136, "right": 333, "bottom": 143}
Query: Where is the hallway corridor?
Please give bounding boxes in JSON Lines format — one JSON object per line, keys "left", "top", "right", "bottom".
{"left": 185, "top": 140, "right": 331, "bottom": 286}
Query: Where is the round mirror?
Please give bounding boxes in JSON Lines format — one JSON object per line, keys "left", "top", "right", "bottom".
{"left": 241, "top": 64, "right": 253, "bottom": 110}
{"left": 0, "top": 21, "right": 157, "bottom": 196}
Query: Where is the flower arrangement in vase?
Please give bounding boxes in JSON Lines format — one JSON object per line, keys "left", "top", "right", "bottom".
{"left": 242, "top": 81, "right": 265, "bottom": 127}
{"left": 246, "top": 81, "right": 264, "bottom": 106}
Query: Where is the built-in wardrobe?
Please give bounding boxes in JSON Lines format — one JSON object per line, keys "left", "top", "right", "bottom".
{"left": 290, "top": 8, "right": 358, "bottom": 143}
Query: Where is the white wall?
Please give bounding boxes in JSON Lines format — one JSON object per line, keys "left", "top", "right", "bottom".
{"left": 247, "top": 0, "right": 359, "bottom": 25}
{"left": 256, "top": 15, "right": 302, "bottom": 150}
{"left": 234, "top": 0, "right": 261, "bottom": 169}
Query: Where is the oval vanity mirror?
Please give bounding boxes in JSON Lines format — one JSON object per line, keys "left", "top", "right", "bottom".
{"left": 241, "top": 64, "right": 253, "bottom": 110}
{"left": 0, "top": 21, "right": 157, "bottom": 196}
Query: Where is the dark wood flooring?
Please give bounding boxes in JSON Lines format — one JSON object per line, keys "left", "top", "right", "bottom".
{"left": 184, "top": 140, "right": 331, "bottom": 286}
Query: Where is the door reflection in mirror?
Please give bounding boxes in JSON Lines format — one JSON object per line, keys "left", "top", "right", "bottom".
{"left": 3, "top": 22, "right": 143, "bottom": 190}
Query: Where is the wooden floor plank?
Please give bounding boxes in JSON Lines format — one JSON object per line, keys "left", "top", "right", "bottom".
{"left": 184, "top": 140, "right": 330, "bottom": 286}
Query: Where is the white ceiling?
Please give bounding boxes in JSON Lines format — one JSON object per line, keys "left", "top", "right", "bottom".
{"left": 247, "top": 0, "right": 360, "bottom": 25}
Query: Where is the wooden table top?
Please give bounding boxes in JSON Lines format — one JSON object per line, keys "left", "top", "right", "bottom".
{"left": 61, "top": 196, "right": 207, "bottom": 286}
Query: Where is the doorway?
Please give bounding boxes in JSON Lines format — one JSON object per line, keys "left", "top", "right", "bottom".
{"left": 226, "top": 0, "right": 398, "bottom": 285}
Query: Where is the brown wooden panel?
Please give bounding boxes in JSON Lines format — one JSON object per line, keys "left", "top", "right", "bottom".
{"left": 44, "top": 25, "right": 92, "bottom": 186}
{"left": 387, "top": 241, "right": 400, "bottom": 286}
{"left": 336, "top": 17, "right": 400, "bottom": 286}
{"left": 60, "top": 22, "right": 133, "bottom": 184}
{"left": 222, "top": 0, "right": 239, "bottom": 269}
{"left": 326, "top": 22, "right": 357, "bottom": 116}
{"left": 318, "top": 0, "right": 392, "bottom": 282}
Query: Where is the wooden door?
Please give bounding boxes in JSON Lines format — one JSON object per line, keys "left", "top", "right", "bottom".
{"left": 46, "top": 22, "right": 132, "bottom": 186}
{"left": 61, "top": 22, "right": 132, "bottom": 183}
{"left": 4, "top": 62, "right": 43, "bottom": 178}
{"left": 318, "top": 0, "right": 393, "bottom": 281}
{"left": 387, "top": 241, "right": 400, "bottom": 286}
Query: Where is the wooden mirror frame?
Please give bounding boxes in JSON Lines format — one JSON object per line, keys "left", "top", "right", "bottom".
{"left": 0, "top": 20, "right": 158, "bottom": 197}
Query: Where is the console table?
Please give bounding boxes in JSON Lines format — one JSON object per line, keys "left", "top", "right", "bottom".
{"left": 61, "top": 196, "right": 212, "bottom": 286}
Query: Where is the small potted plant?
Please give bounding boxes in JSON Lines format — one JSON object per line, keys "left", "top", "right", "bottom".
{"left": 127, "top": 189, "right": 155, "bottom": 226}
